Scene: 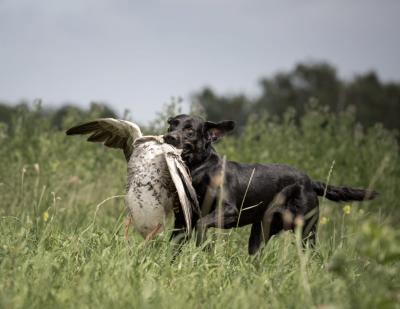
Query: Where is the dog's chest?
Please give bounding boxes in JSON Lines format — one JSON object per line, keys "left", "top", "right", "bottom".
{"left": 125, "top": 140, "right": 176, "bottom": 238}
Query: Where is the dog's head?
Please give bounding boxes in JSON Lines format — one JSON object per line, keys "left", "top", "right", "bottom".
{"left": 164, "top": 114, "right": 235, "bottom": 166}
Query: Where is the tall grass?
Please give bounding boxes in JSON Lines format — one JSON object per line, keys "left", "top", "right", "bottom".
{"left": 0, "top": 105, "right": 399, "bottom": 308}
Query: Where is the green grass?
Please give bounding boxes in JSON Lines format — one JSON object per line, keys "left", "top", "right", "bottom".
{"left": 1, "top": 106, "right": 399, "bottom": 308}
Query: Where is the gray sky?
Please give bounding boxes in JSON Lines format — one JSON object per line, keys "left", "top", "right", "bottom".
{"left": 1, "top": 0, "right": 399, "bottom": 123}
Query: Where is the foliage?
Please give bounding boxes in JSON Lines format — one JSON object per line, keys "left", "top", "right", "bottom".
{"left": 146, "top": 97, "right": 184, "bottom": 135}
{"left": 0, "top": 101, "right": 117, "bottom": 133}
{"left": 0, "top": 105, "right": 399, "bottom": 308}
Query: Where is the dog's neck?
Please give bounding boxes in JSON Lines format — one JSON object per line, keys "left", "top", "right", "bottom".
{"left": 188, "top": 146, "right": 221, "bottom": 177}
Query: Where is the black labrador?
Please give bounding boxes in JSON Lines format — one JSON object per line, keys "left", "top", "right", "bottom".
{"left": 164, "top": 114, "right": 377, "bottom": 254}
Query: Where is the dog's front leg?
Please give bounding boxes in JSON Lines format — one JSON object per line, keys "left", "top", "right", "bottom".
{"left": 196, "top": 203, "right": 238, "bottom": 246}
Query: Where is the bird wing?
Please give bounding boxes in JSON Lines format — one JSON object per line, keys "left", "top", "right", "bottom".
{"left": 66, "top": 118, "right": 142, "bottom": 160}
{"left": 173, "top": 158, "right": 201, "bottom": 217}
{"left": 164, "top": 147, "right": 200, "bottom": 236}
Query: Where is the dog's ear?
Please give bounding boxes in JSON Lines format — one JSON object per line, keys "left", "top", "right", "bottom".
{"left": 204, "top": 120, "right": 235, "bottom": 142}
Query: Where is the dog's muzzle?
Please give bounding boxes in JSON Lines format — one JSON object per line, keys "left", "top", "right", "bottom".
{"left": 164, "top": 132, "right": 182, "bottom": 148}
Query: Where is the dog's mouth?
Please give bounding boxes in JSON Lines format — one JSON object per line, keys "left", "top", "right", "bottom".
{"left": 181, "top": 142, "right": 195, "bottom": 161}
{"left": 182, "top": 142, "right": 194, "bottom": 153}
{"left": 164, "top": 134, "right": 195, "bottom": 163}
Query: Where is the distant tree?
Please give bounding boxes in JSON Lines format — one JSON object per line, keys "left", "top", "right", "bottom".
{"left": 256, "top": 62, "right": 342, "bottom": 117}
{"left": 345, "top": 72, "right": 400, "bottom": 131}
{"left": 51, "top": 102, "right": 117, "bottom": 129}
{"left": 192, "top": 88, "right": 251, "bottom": 130}
{"left": 0, "top": 101, "right": 30, "bottom": 126}
{"left": 0, "top": 101, "right": 117, "bottom": 131}
{"left": 192, "top": 61, "right": 400, "bottom": 134}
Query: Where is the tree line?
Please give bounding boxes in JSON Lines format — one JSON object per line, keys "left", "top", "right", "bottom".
{"left": 192, "top": 61, "right": 400, "bottom": 133}
{"left": 0, "top": 61, "right": 399, "bottom": 135}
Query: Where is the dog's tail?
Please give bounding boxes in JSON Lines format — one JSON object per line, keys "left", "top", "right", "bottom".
{"left": 312, "top": 181, "right": 378, "bottom": 202}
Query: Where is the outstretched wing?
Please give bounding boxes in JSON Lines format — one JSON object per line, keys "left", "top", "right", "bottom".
{"left": 164, "top": 148, "right": 200, "bottom": 236}
{"left": 66, "top": 118, "right": 142, "bottom": 161}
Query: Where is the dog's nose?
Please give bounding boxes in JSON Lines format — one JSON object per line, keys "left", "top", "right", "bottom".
{"left": 164, "top": 133, "right": 179, "bottom": 146}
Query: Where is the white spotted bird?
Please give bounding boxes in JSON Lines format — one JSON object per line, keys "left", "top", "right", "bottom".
{"left": 66, "top": 118, "right": 200, "bottom": 240}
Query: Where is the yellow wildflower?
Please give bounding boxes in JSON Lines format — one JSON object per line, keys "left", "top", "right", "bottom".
{"left": 320, "top": 216, "right": 328, "bottom": 225}
{"left": 343, "top": 204, "right": 351, "bottom": 215}
{"left": 42, "top": 211, "right": 49, "bottom": 222}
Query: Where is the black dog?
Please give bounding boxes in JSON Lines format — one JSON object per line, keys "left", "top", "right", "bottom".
{"left": 164, "top": 114, "right": 377, "bottom": 254}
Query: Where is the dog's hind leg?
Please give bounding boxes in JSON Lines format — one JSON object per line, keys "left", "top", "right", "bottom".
{"left": 250, "top": 207, "right": 293, "bottom": 255}
{"left": 248, "top": 221, "right": 263, "bottom": 255}
{"left": 261, "top": 209, "right": 288, "bottom": 245}
{"left": 301, "top": 199, "right": 319, "bottom": 249}
{"left": 287, "top": 188, "right": 319, "bottom": 249}
{"left": 303, "top": 223, "right": 317, "bottom": 249}
{"left": 259, "top": 183, "right": 302, "bottom": 252}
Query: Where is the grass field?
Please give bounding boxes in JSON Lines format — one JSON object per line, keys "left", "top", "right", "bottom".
{"left": 1, "top": 106, "right": 399, "bottom": 308}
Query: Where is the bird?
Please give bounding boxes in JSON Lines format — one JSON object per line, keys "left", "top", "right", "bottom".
{"left": 66, "top": 118, "right": 200, "bottom": 240}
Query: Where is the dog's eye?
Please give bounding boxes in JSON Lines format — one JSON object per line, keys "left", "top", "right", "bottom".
{"left": 185, "top": 129, "right": 194, "bottom": 137}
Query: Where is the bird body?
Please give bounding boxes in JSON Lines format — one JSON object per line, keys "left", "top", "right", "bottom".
{"left": 126, "top": 136, "right": 180, "bottom": 238}
{"left": 66, "top": 119, "right": 199, "bottom": 239}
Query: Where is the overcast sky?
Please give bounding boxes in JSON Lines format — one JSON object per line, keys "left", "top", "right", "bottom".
{"left": 1, "top": 0, "right": 399, "bottom": 123}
